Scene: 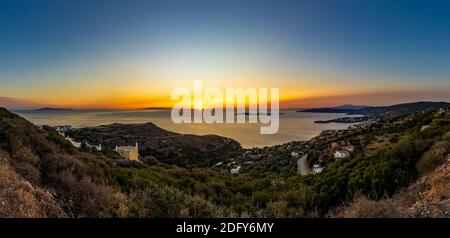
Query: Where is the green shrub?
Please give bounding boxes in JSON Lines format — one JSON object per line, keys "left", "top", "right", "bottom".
{"left": 416, "top": 150, "right": 443, "bottom": 174}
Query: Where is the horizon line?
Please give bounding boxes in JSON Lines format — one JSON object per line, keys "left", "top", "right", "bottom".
{"left": 6, "top": 100, "right": 450, "bottom": 111}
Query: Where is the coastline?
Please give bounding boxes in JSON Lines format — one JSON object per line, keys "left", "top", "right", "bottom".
{"left": 14, "top": 109, "right": 355, "bottom": 148}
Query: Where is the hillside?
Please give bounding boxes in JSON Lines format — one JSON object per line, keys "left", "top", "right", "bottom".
{"left": 301, "top": 102, "right": 450, "bottom": 121}
{"left": 0, "top": 108, "right": 227, "bottom": 217}
{"left": 66, "top": 123, "right": 242, "bottom": 167}
{"left": 350, "top": 101, "right": 450, "bottom": 119}
{"left": 0, "top": 108, "right": 122, "bottom": 217}
{"left": 332, "top": 155, "right": 450, "bottom": 218}
{"left": 0, "top": 106, "right": 449, "bottom": 218}
{"left": 333, "top": 104, "right": 370, "bottom": 110}
{"left": 300, "top": 104, "right": 371, "bottom": 113}
{"left": 0, "top": 156, "right": 66, "bottom": 217}
{"left": 299, "top": 108, "right": 357, "bottom": 113}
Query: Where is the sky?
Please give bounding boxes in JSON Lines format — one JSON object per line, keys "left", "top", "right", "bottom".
{"left": 1, "top": 0, "right": 450, "bottom": 109}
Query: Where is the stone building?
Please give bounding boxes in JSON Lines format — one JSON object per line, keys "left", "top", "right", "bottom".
{"left": 115, "top": 142, "right": 139, "bottom": 161}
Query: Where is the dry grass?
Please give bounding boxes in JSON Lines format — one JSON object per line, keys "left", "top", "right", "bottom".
{"left": 329, "top": 195, "right": 404, "bottom": 218}
{"left": 0, "top": 158, "right": 66, "bottom": 217}
{"left": 406, "top": 158, "right": 450, "bottom": 217}
{"left": 331, "top": 158, "right": 450, "bottom": 218}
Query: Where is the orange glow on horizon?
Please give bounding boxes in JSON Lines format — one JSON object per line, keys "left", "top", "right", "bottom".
{"left": 4, "top": 63, "right": 450, "bottom": 110}
{"left": 21, "top": 86, "right": 449, "bottom": 110}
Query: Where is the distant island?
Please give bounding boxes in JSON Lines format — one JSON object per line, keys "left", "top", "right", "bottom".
{"left": 308, "top": 101, "right": 450, "bottom": 124}
{"left": 140, "top": 107, "right": 171, "bottom": 110}
{"left": 332, "top": 104, "right": 371, "bottom": 110}
{"left": 36, "top": 107, "right": 74, "bottom": 111}
{"left": 315, "top": 116, "right": 370, "bottom": 124}
{"left": 235, "top": 112, "right": 285, "bottom": 116}
{"left": 298, "top": 104, "right": 371, "bottom": 113}
{"left": 299, "top": 108, "right": 358, "bottom": 113}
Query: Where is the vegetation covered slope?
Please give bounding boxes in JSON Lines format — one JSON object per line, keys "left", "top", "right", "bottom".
{"left": 67, "top": 123, "right": 242, "bottom": 167}
{"left": 0, "top": 108, "right": 123, "bottom": 217}
{"left": 332, "top": 154, "right": 450, "bottom": 218}
{"left": 350, "top": 101, "right": 450, "bottom": 119}
{"left": 0, "top": 108, "right": 221, "bottom": 217}
{"left": 0, "top": 106, "right": 449, "bottom": 217}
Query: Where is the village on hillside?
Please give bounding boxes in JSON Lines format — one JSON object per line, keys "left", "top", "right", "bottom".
{"left": 47, "top": 106, "right": 450, "bottom": 179}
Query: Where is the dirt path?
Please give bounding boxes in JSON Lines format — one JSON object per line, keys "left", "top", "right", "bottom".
{"left": 297, "top": 154, "right": 309, "bottom": 175}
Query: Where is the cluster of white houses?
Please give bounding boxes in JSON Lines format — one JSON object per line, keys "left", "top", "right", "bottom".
{"left": 333, "top": 145, "right": 354, "bottom": 159}
{"left": 55, "top": 126, "right": 139, "bottom": 161}
{"left": 54, "top": 123, "right": 361, "bottom": 175}
{"left": 333, "top": 150, "right": 350, "bottom": 159}
{"left": 290, "top": 143, "right": 354, "bottom": 175}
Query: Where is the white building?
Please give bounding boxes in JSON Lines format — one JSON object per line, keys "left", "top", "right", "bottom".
{"left": 312, "top": 164, "right": 323, "bottom": 174}
{"left": 55, "top": 125, "right": 72, "bottom": 133}
{"left": 230, "top": 166, "right": 241, "bottom": 175}
{"left": 67, "top": 137, "right": 81, "bottom": 148}
{"left": 334, "top": 150, "right": 350, "bottom": 159}
{"left": 290, "top": 151, "right": 299, "bottom": 158}
{"left": 81, "top": 142, "right": 103, "bottom": 151}
{"left": 94, "top": 144, "right": 102, "bottom": 151}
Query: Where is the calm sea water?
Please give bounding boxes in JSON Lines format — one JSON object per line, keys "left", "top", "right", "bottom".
{"left": 13, "top": 109, "right": 353, "bottom": 148}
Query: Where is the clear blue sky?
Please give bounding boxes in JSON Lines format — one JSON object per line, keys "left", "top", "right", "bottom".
{"left": 1, "top": 0, "right": 450, "bottom": 109}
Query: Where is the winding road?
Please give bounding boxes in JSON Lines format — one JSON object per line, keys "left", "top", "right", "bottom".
{"left": 297, "top": 154, "right": 309, "bottom": 175}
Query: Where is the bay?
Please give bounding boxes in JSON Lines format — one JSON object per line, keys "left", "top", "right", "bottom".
{"left": 14, "top": 109, "right": 355, "bottom": 148}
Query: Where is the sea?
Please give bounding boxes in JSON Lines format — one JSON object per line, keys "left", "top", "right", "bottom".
{"left": 13, "top": 109, "right": 355, "bottom": 148}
